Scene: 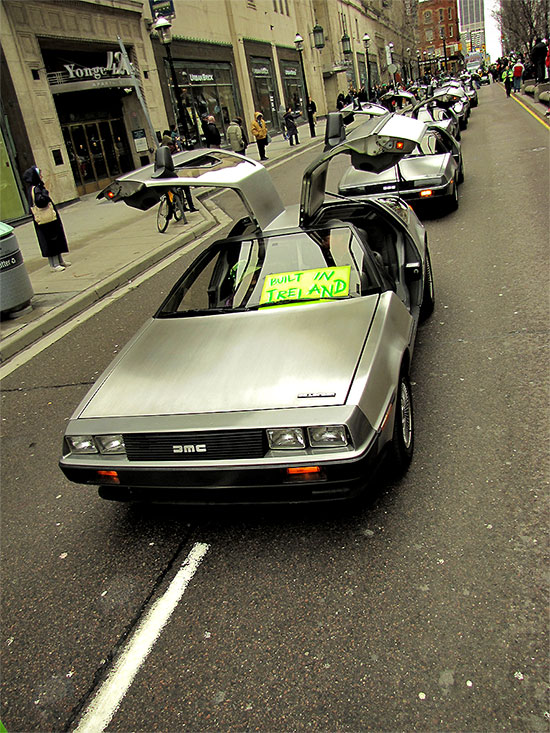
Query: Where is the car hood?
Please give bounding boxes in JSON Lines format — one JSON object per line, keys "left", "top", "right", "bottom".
{"left": 340, "top": 155, "right": 448, "bottom": 188}
{"left": 77, "top": 297, "right": 379, "bottom": 419}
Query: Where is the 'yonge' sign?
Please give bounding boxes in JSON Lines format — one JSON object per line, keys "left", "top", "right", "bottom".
{"left": 63, "top": 51, "right": 129, "bottom": 81}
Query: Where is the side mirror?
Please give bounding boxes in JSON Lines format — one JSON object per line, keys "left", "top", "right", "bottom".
{"left": 152, "top": 145, "right": 175, "bottom": 179}
{"left": 324, "top": 112, "right": 347, "bottom": 151}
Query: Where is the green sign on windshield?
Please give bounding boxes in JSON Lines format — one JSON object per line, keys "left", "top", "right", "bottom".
{"left": 259, "top": 266, "right": 351, "bottom": 305}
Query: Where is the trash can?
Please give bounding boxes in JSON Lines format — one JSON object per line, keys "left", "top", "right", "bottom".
{"left": 0, "top": 222, "right": 34, "bottom": 317}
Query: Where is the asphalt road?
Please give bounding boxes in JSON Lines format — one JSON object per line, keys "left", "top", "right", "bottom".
{"left": 1, "top": 83, "right": 549, "bottom": 733}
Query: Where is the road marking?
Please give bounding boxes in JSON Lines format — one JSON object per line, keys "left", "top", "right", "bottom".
{"left": 74, "top": 542, "right": 210, "bottom": 733}
{"left": 511, "top": 93, "right": 550, "bottom": 129}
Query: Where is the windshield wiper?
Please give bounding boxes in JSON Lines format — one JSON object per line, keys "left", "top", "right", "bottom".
{"left": 259, "top": 296, "right": 352, "bottom": 308}
{"left": 158, "top": 306, "right": 253, "bottom": 318}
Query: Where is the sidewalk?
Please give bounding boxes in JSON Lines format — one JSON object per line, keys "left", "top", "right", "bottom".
{"left": 0, "top": 122, "right": 324, "bottom": 363}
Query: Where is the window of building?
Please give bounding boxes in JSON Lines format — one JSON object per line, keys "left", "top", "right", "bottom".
{"left": 425, "top": 29, "right": 433, "bottom": 42}
{"left": 449, "top": 24, "right": 454, "bottom": 37}
{"left": 424, "top": 10, "right": 431, "bottom": 23}
{"left": 448, "top": 7, "right": 453, "bottom": 19}
{"left": 439, "top": 8, "right": 444, "bottom": 21}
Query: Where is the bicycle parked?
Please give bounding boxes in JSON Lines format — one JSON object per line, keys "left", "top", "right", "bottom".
{"left": 156, "top": 188, "right": 187, "bottom": 233}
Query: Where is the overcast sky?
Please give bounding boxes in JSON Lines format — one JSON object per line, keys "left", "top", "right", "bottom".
{"left": 483, "top": 0, "right": 503, "bottom": 60}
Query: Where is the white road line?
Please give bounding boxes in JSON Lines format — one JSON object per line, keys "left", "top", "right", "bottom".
{"left": 73, "top": 542, "right": 210, "bottom": 733}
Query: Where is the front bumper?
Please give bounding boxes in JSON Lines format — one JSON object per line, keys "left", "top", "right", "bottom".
{"left": 59, "top": 432, "right": 388, "bottom": 505}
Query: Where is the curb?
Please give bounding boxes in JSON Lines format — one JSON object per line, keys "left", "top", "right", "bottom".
{"left": 0, "top": 208, "right": 214, "bottom": 362}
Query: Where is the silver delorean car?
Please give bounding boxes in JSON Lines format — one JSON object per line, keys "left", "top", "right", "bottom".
{"left": 59, "top": 112, "right": 435, "bottom": 505}
{"left": 338, "top": 123, "right": 463, "bottom": 213}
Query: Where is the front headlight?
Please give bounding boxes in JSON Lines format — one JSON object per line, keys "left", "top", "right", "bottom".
{"left": 96, "top": 435, "right": 126, "bottom": 454}
{"left": 267, "top": 428, "right": 305, "bottom": 450}
{"left": 307, "top": 425, "right": 348, "bottom": 448}
{"left": 66, "top": 435, "right": 98, "bottom": 454}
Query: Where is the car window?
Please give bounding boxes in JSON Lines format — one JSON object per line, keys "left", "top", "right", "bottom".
{"left": 157, "top": 227, "right": 380, "bottom": 316}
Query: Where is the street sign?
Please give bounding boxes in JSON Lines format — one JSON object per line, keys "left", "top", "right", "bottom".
{"left": 149, "top": 0, "right": 174, "bottom": 19}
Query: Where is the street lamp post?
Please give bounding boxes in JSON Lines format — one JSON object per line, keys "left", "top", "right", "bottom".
{"left": 416, "top": 50, "right": 421, "bottom": 79}
{"left": 440, "top": 28, "right": 448, "bottom": 72}
{"left": 152, "top": 16, "right": 191, "bottom": 148}
{"left": 294, "top": 33, "right": 316, "bottom": 138}
{"left": 362, "top": 33, "right": 371, "bottom": 101}
{"left": 388, "top": 42, "right": 396, "bottom": 85}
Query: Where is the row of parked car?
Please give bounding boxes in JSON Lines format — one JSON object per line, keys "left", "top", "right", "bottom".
{"left": 338, "top": 75, "right": 478, "bottom": 214}
{"left": 59, "top": 79, "right": 479, "bottom": 507}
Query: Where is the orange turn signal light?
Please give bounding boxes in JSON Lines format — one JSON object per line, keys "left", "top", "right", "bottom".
{"left": 420, "top": 189, "right": 433, "bottom": 197}
{"left": 97, "top": 470, "right": 120, "bottom": 484}
{"left": 287, "top": 466, "right": 321, "bottom": 475}
{"left": 106, "top": 190, "right": 115, "bottom": 199}
{"left": 396, "top": 141, "right": 404, "bottom": 149}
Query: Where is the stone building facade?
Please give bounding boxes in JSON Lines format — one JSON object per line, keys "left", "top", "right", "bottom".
{"left": 1, "top": 0, "right": 419, "bottom": 221}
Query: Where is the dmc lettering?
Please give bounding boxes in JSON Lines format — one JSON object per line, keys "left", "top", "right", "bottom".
{"left": 172, "top": 444, "right": 207, "bottom": 454}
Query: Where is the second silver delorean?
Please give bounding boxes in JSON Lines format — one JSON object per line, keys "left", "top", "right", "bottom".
{"left": 60, "top": 112, "right": 435, "bottom": 505}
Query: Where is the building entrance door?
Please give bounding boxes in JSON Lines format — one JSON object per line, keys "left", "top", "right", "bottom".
{"left": 62, "top": 118, "right": 132, "bottom": 196}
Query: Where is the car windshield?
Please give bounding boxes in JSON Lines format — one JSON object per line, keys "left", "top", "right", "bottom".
{"left": 157, "top": 226, "right": 380, "bottom": 317}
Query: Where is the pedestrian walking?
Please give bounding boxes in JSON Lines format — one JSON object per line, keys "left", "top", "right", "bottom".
{"left": 512, "top": 58, "right": 524, "bottom": 93}
{"left": 278, "top": 103, "right": 288, "bottom": 139}
{"left": 203, "top": 115, "right": 221, "bottom": 148}
{"left": 336, "top": 92, "right": 345, "bottom": 110}
{"left": 161, "top": 129, "right": 177, "bottom": 152}
{"left": 501, "top": 65, "right": 513, "bottom": 97}
{"left": 236, "top": 117, "right": 249, "bottom": 150}
{"left": 283, "top": 108, "right": 299, "bottom": 146}
{"left": 227, "top": 118, "right": 246, "bottom": 154}
{"left": 23, "top": 165, "right": 70, "bottom": 272}
{"left": 251, "top": 111, "right": 269, "bottom": 161}
{"left": 306, "top": 96, "right": 317, "bottom": 125}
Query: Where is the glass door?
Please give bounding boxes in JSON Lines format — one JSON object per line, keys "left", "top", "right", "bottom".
{"left": 62, "top": 118, "right": 132, "bottom": 196}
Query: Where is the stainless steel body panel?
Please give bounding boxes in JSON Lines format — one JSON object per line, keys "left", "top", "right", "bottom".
{"left": 77, "top": 298, "right": 379, "bottom": 419}
{"left": 346, "top": 291, "right": 413, "bottom": 429}
{"left": 338, "top": 154, "right": 455, "bottom": 200}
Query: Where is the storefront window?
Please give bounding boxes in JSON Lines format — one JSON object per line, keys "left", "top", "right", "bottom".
{"left": 172, "top": 61, "right": 241, "bottom": 145}
{"left": 280, "top": 61, "right": 303, "bottom": 118}
{"left": 251, "top": 58, "right": 280, "bottom": 131}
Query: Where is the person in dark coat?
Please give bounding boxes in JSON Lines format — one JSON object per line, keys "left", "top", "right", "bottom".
{"left": 531, "top": 38, "right": 548, "bottom": 82}
{"left": 204, "top": 115, "right": 221, "bottom": 147}
{"left": 283, "top": 108, "right": 299, "bottom": 146}
{"left": 22, "top": 165, "right": 70, "bottom": 272}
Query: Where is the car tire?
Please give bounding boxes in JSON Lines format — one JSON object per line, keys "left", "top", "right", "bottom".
{"left": 447, "top": 182, "right": 459, "bottom": 212}
{"left": 386, "top": 371, "right": 414, "bottom": 478}
{"left": 420, "top": 248, "right": 434, "bottom": 320}
{"left": 157, "top": 197, "right": 170, "bottom": 233}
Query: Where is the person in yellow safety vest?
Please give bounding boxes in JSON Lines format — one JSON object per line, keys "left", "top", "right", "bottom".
{"left": 501, "top": 65, "right": 513, "bottom": 97}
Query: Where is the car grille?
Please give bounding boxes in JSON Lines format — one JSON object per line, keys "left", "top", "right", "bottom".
{"left": 123, "top": 429, "right": 266, "bottom": 461}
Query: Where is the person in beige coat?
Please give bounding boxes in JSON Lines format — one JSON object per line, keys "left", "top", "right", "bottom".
{"left": 251, "top": 111, "right": 268, "bottom": 161}
{"left": 227, "top": 119, "right": 246, "bottom": 154}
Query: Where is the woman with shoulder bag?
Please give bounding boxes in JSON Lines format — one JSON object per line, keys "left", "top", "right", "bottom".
{"left": 23, "top": 165, "right": 71, "bottom": 272}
